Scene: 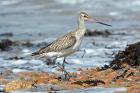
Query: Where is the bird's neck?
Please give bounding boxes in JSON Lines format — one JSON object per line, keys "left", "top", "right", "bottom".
{"left": 77, "top": 18, "right": 86, "bottom": 31}
{"left": 76, "top": 18, "right": 86, "bottom": 38}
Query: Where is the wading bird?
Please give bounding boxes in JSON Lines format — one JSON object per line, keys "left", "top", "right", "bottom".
{"left": 31, "top": 12, "right": 111, "bottom": 79}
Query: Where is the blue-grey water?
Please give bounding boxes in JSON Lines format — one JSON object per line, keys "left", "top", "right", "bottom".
{"left": 0, "top": 0, "right": 140, "bottom": 92}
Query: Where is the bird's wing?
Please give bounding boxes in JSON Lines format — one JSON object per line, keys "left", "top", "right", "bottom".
{"left": 32, "top": 33, "right": 76, "bottom": 56}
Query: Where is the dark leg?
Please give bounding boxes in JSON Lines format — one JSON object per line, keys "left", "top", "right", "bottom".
{"left": 62, "top": 57, "right": 66, "bottom": 68}
{"left": 55, "top": 62, "right": 70, "bottom": 80}
{"left": 81, "top": 49, "right": 86, "bottom": 58}
{"left": 63, "top": 57, "right": 69, "bottom": 64}
{"left": 62, "top": 57, "right": 70, "bottom": 80}
{"left": 52, "top": 57, "right": 57, "bottom": 64}
{"left": 51, "top": 57, "right": 58, "bottom": 68}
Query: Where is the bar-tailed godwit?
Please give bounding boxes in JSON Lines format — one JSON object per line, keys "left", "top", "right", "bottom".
{"left": 32, "top": 12, "right": 111, "bottom": 79}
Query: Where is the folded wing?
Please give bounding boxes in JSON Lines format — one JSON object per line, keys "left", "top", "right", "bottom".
{"left": 32, "top": 34, "right": 76, "bottom": 56}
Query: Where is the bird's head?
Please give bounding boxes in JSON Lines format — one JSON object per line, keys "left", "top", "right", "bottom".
{"left": 79, "top": 12, "right": 112, "bottom": 27}
{"left": 80, "top": 12, "right": 89, "bottom": 21}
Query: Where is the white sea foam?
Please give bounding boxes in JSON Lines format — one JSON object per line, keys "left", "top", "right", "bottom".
{"left": 70, "top": 59, "right": 82, "bottom": 65}
{"left": 22, "top": 49, "right": 31, "bottom": 53}
{"left": 12, "top": 68, "right": 28, "bottom": 73}
{"left": 85, "top": 48, "right": 105, "bottom": 55}
{"left": 109, "top": 11, "right": 120, "bottom": 16}
{"left": 11, "top": 59, "right": 28, "bottom": 65}
{"left": 0, "top": 85, "right": 4, "bottom": 92}
{"left": 21, "top": 49, "right": 32, "bottom": 56}
{"left": 29, "top": 59, "right": 43, "bottom": 65}
{"left": 81, "top": 58, "right": 110, "bottom": 67}
{"left": 61, "top": 87, "right": 127, "bottom": 93}
{"left": 106, "top": 41, "right": 127, "bottom": 48}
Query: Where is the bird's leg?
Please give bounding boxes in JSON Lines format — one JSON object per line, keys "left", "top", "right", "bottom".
{"left": 53, "top": 57, "right": 70, "bottom": 80}
{"left": 50, "top": 57, "right": 58, "bottom": 68}
{"left": 81, "top": 49, "right": 86, "bottom": 58}
{"left": 79, "top": 49, "right": 86, "bottom": 58}
{"left": 55, "top": 63, "right": 70, "bottom": 80}
{"left": 62, "top": 57, "right": 69, "bottom": 69}
{"left": 63, "top": 57, "right": 69, "bottom": 64}
{"left": 62, "top": 57, "right": 70, "bottom": 80}
{"left": 52, "top": 57, "right": 57, "bottom": 64}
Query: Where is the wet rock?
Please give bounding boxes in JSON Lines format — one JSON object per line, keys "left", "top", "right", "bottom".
{"left": 13, "top": 40, "right": 34, "bottom": 48}
{"left": 97, "top": 65, "right": 110, "bottom": 71}
{"left": 35, "top": 41, "right": 49, "bottom": 48}
{"left": 105, "top": 70, "right": 118, "bottom": 81}
{"left": 73, "top": 79, "right": 105, "bottom": 87}
{"left": 49, "top": 79, "right": 59, "bottom": 84}
{"left": 127, "top": 83, "right": 140, "bottom": 93}
{"left": 0, "top": 32, "right": 13, "bottom": 37}
{"left": 17, "top": 72, "right": 50, "bottom": 84}
{"left": 7, "top": 56, "right": 24, "bottom": 60}
{"left": 17, "top": 40, "right": 48, "bottom": 48}
{"left": 0, "top": 39, "right": 13, "bottom": 51}
{"left": 4, "top": 79, "right": 36, "bottom": 92}
{"left": 1, "top": 67, "right": 139, "bottom": 92}
{"left": 0, "top": 79, "right": 9, "bottom": 85}
{"left": 1, "top": 70, "right": 13, "bottom": 77}
{"left": 110, "top": 42, "right": 140, "bottom": 69}
{"left": 85, "top": 29, "right": 111, "bottom": 37}
{"left": 112, "top": 69, "right": 128, "bottom": 81}
{"left": 46, "top": 84, "right": 65, "bottom": 92}
{"left": 21, "top": 41, "right": 33, "bottom": 47}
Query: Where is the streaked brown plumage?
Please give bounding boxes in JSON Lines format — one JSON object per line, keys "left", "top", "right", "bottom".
{"left": 34, "top": 32, "right": 76, "bottom": 55}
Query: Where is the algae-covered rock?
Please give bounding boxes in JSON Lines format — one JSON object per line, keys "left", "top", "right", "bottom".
{"left": 110, "top": 42, "right": 140, "bottom": 69}
{"left": 4, "top": 79, "right": 36, "bottom": 92}
{"left": 85, "top": 29, "right": 111, "bottom": 37}
{"left": 0, "top": 39, "right": 13, "bottom": 51}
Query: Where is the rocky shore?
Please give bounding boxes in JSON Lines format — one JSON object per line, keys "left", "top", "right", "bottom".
{"left": 0, "top": 36, "right": 140, "bottom": 92}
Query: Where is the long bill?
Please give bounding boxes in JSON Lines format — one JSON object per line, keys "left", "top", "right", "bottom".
{"left": 87, "top": 18, "right": 112, "bottom": 27}
{"left": 96, "top": 21, "right": 112, "bottom": 27}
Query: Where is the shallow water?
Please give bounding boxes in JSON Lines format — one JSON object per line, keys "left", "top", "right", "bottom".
{"left": 10, "top": 87, "right": 126, "bottom": 93}
{"left": 0, "top": 0, "right": 140, "bottom": 92}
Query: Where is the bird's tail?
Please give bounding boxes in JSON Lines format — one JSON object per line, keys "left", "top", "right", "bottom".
{"left": 31, "top": 51, "right": 45, "bottom": 59}
{"left": 31, "top": 51, "right": 39, "bottom": 56}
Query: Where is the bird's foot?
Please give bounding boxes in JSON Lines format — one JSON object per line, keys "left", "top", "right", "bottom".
{"left": 63, "top": 72, "right": 70, "bottom": 80}
{"left": 62, "top": 68, "right": 70, "bottom": 80}
{"left": 56, "top": 63, "right": 70, "bottom": 80}
{"left": 62, "top": 67, "right": 70, "bottom": 80}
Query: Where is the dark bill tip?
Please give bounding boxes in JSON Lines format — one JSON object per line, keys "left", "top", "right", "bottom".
{"left": 97, "top": 21, "right": 112, "bottom": 27}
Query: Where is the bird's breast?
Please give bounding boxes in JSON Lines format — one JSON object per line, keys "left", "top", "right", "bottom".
{"left": 73, "top": 38, "right": 82, "bottom": 50}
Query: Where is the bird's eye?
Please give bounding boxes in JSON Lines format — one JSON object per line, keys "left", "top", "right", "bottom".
{"left": 83, "top": 14, "right": 87, "bottom": 17}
